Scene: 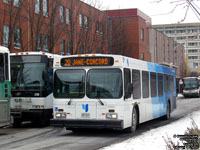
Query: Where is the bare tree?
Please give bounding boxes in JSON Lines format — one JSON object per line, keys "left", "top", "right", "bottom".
{"left": 151, "top": 0, "right": 200, "bottom": 22}
{"left": 1, "top": 0, "right": 23, "bottom": 50}
{"left": 64, "top": 0, "right": 108, "bottom": 54}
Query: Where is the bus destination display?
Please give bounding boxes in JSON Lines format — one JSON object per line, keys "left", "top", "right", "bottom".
{"left": 61, "top": 57, "right": 114, "bottom": 67}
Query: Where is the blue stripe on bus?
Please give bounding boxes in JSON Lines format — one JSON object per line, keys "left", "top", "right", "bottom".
{"left": 146, "top": 62, "right": 175, "bottom": 119}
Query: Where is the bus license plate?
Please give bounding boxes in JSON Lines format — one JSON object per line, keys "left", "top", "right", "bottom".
{"left": 81, "top": 113, "right": 90, "bottom": 118}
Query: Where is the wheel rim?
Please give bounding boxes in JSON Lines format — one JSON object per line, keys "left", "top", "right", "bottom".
{"left": 132, "top": 109, "right": 137, "bottom": 129}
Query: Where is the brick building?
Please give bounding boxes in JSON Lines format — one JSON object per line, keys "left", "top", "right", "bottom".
{"left": 0, "top": 0, "right": 108, "bottom": 54}
{"left": 148, "top": 28, "right": 186, "bottom": 78}
{"left": 105, "top": 9, "right": 152, "bottom": 62}
{"left": 0, "top": 1, "right": 186, "bottom": 77}
{"left": 105, "top": 8, "right": 186, "bottom": 78}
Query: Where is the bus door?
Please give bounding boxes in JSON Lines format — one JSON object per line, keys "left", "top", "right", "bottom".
{"left": 124, "top": 68, "right": 133, "bottom": 125}
{"left": 0, "top": 53, "right": 11, "bottom": 126}
{"left": 150, "top": 72, "right": 161, "bottom": 119}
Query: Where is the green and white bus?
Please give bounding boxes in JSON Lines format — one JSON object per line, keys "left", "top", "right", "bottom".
{"left": 0, "top": 46, "right": 11, "bottom": 127}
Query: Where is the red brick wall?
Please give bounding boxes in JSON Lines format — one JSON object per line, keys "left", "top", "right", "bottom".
{"left": 106, "top": 9, "right": 151, "bottom": 61}
{"left": 0, "top": 0, "right": 108, "bottom": 54}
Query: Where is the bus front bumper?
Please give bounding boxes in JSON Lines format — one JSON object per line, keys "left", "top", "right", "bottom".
{"left": 50, "top": 119, "right": 124, "bottom": 129}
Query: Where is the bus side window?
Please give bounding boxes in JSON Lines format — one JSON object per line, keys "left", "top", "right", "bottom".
{"left": 150, "top": 72, "right": 157, "bottom": 97}
{"left": 124, "top": 68, "right": 131, "bottom": 98}
{"left": 158, "top": 73, "right": 163, "bottom": 96}
{"left": 0, "top": 54, "right": 4, "bottom": 83}
{"left": 132, "top": 69, "right": 141, "bottom": 99}
{"left": 169, "top": 75, "right": 174, "bottom": 92}
{"left": 142, "top": 71, "right": 149, "bottom": 98}
{"left": 164, "top": 75, "right": 169, "bottom": 92}
{"left": 5, "top": 53, "right": 9, "bottom": 81}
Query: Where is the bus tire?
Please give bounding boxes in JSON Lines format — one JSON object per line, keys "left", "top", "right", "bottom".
{"left": 124, "top": 107, "right": 138, "bottom": 133}
{"left": 164, "top": 101, "right": 171, "bottom": 120}
{"left": 12, "top": 118, "right": 22, "bottom": 127}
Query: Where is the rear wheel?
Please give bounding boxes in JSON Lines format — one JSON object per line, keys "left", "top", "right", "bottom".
{"left": 124, "top": 107, "right": 138, "bottom": 133}
{"left": 164, "top": 102, "right": 170, "bottom": 120}
{"left": 12, "top": 118, "right": 22, "bottom": 127}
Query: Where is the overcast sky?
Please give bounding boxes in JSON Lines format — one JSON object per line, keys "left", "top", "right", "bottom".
{"left": 93, "top": 0, "right": 200, "bottom": 25}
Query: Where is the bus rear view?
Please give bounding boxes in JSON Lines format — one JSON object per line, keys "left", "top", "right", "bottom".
{"left": 183, "top": 77, "right": 200, "bottom": 98}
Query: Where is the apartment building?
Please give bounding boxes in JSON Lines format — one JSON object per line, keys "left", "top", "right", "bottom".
{"left": 148, "top": 28, "right": 186, "bottom": 78}
{"left": 0, "top": 0, "right": 108, "bottom": 54}
{"left": 153, "top": 23, "right": 200, "bottom": 72}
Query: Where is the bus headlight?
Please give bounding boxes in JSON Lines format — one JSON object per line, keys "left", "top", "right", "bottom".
{"left": 106, "top": 113, "right": 118, "bottom": 119}
{"left": 56, "top": 112, "right": 66, "bottom": 118}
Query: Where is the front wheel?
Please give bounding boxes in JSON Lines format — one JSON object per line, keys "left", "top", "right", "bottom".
{"left": 124, "top": 107, "right": 138, "bottom": 133}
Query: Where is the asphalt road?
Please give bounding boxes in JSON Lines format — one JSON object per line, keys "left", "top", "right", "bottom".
{"left": 0, "top": 95, "right": 200, "bottom": 150}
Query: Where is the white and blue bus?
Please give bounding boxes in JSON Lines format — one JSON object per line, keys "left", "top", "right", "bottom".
{"left": 51, "top": 54, "right": 177, "bottom": 132}
{"left": 0, "top": 46, "right": 11, "bottom": 127}
{"left": 10, "top": 52, "right": 58, "bottom": 126}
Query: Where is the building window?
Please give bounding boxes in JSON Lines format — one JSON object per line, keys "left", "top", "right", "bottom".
{"left": 188, "top": 49, "right": 198, "bottom": 53}
{"left": 79, "top": 14, "right": 83, "bottom": 28}
{"left": 100, "top": 23, "right": 103, "bottom": 35}
{"left": 193, "top": 62, "right": 198, "bottom": 68}
{"left": 3, "top": 0, "right": 10, "bottom": 4}
{"left": 43, "top": 0, "right": 48, "bottom": 17}
{"left": 67, "top": 41, "right": 71, "bottom": 54}
{"left": 36, "top": 34, "right": 41, "bottom": 50}
{"left": 141, "top": 53, "right": 144, "bottom": 60}
{"left": 66, "top": 8, "right": 70, "bottom": 24}
{"left": 188, "top": 42, "right": 198, "bottom": 47}
{"left": 176, "top": 37, "right": 186, "bottom": 40}
{"left": 165, "top": 30, "right": 175, "bottom": 34}
{"left": 14, "top": 0, "right": 20, "bottom": 7}
{"left": 60, "top": 6, "right": 64, "bottom": 23}
{"left": 188, "top": 29, "right": 198, "bottom": 33}
{"left": 80, "top": 45, "right": 84, "bottom": 54}
{"left": 176, "top": 30, "right": 186, "bottom": 34}
{"left": 141, "top": 28, "right": 144, "bottom": 40}
{"left": 188, "top": 36, "right": 197, "bottom": 39}
{"left": 14, "top": 28, "right": 21, "bottom": 49}
{"left": 96, "top": 21, "right": 99, "bottom": 33}
{"left": 60, "top": 40, "right": 65, "bottom": 55}
{"left": 35, "top": 0, "right": 40, "bottom": 14}
{"left": 85, "top": 46, "right": 89, "bottom": 53}
{"left": 84, "top": 16, "right": 88, "bottom": 29}
{"left": 188, "top": 56, "right": 198, "bottom": 60}
{"left": 43, "top": 35, "right": 48, "bottom": 51}
{"left": 3, "top": 25, "right": 9, "bottom": 47}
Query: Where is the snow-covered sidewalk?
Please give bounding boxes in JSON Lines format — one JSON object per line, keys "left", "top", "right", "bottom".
{"left": 100, "top": 110, "right": 200, "bottom": 150}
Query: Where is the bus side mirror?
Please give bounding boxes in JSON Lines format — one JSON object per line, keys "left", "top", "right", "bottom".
{"left": 124, "top": 83, "right": 133, "bottom": 100}
{"left": 49, "top": 76, "right": 53, "bottom": 84}
{"left": 42, "top": 69, "right": 48, "bottom": 81}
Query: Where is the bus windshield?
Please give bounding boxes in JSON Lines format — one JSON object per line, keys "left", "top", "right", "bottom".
{"left": 87, "top": 69, "right": 122, "bottom": 99}
{"left": 54, "top": 69, "right": 85, "bottom": 98}
{"left": 11, "top": 55, "right": 48, "bottom": 90}
{"left": 183, "top": 79, "right": 199, "bottom": 89}
{"left": 11, "top": 63, "right": 46, "bottom": 90}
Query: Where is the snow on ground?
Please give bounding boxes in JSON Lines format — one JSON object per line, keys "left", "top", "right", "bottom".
{"left": 100, "top": 107, "right": 200, "bottom": 150}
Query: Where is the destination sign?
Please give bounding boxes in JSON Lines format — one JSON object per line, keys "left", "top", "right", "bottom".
{"left": 61, "top": 57, "right": 114, "bottom": 67}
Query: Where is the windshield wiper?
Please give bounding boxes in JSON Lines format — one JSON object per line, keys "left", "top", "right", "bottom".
{"left": 97, "top": 91, "right": 104, "bottom": 105}
{"left": 97, "top": 98, "right": 104, "bottom": 105}
{"left": 68, "top": 98, "right": 72, "bottom": 105}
